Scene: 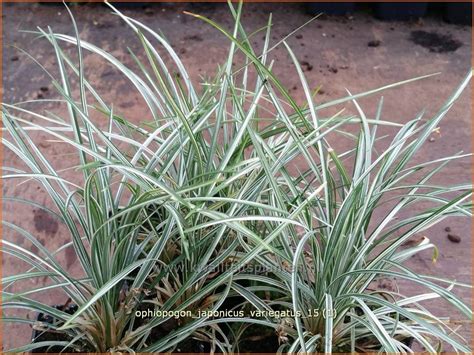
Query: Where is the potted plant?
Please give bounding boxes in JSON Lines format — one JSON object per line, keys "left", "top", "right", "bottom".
{"left": 306, "top": 2, "right": 356, "bottom": 16}
{"left": 374, "top": 2, "right": 428, "bottom": 21}
{"left": 444, "top": 2, "right": 472, "bottom": 26}
{"left": 2, "top": 2, "right": 472, "bottom": 353}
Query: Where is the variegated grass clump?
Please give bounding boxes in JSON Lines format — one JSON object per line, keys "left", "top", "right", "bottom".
{"left": 2, "top": 2, "right": 472, "bottom": 353}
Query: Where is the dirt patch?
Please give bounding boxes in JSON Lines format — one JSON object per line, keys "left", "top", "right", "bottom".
{"left": 447, "top": 233, "right": 462, "bottom": 243}
{"left": 65, "top": 246, "right": 77, "bottom": 268}
{"left": 184, "top": 34, "right": 203, "bottom": 42}
{"left": 368, "top": 39, "right": 381, "bottom": 47}
{"left": 33, "top": 209, "right": 59, "bottom": 235}
{"left": 300, "top": 61, "right": 313, "bottom": 72}
{"left": 409, "top": 30, "right": 463, "bottom": 53}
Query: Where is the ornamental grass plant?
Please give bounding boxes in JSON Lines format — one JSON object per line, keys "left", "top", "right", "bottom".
{"left": 2, "top": 2, "right": 472, "bottom": 353}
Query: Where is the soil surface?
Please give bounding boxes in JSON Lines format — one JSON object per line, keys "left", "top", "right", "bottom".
{"left": 2, "top": 2, "right": 472, "bottom": 351}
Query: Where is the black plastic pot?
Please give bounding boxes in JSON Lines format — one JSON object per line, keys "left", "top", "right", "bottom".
{"left": 106, "top": 1, "right": 146, "bottom": 7}
{"left": 37, "top": 1, "right": 64, "bottom": 5}
{"left": 31, "top": 301, "right": 415, "bottom": 353}
{"left": 444, "top": 2, "right": 472, "bottom": 26}
{"left": 31, "top": 302, "right": 211, "bottom": 353}
{"left": 31, "top": 304, "right": 78, "bottom": 353}
{"left": 374, "top": 2, "right": 428, "bottom": 21}
{"left": 306, "top": 2, "right": 356, "bottom": 16}
{"left": 403, "top": 336, "right": 415, "bottom": 349}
